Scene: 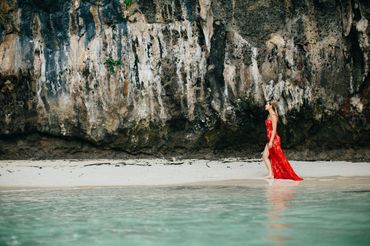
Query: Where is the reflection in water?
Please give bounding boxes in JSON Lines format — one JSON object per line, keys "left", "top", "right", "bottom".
{"left": 265, "top": 179, "right": 302, "bottom": 246}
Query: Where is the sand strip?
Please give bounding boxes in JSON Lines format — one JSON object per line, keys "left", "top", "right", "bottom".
{"left": 1, "top": 159, "right": 370, "bottom": 187}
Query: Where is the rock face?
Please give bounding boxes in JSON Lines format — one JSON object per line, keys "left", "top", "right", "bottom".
{"left": 0, "top": 0, "right": 369, "bottom": 159}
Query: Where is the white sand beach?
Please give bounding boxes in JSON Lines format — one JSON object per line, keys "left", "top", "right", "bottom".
{"left": 1, "top": 159, "right": 370, "bottom": 188}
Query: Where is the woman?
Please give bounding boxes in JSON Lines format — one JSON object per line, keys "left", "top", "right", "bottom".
{"left": 262, "top": 100, "right": 303, "bottom": 181}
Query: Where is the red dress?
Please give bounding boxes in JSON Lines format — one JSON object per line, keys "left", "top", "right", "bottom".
{"left": 265, "top": 118, "right": 303, "bottom": 181}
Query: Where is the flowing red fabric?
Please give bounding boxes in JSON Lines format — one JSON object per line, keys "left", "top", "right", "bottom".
{"left": 265, "top": 118, "right": 303, "bottom": 181}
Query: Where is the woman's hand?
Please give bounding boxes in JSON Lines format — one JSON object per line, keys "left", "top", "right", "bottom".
{"left": 268, "top": 142, "right": 273, "bottom": 149}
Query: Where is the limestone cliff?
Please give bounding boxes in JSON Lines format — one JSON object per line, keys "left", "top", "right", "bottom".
{"left": 0, "top": 0, "right": 369, "bottom": 160}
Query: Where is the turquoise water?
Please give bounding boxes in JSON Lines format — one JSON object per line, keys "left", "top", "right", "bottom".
{"left": 1, "top": 181, "right": 370, "bottom": 245}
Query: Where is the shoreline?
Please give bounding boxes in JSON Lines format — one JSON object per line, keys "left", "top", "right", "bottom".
{"left": 1, "top": 177, "right": 370, "bottom": 191}
{"left": 1, "top": 159, "right": 370, "bottom": 188}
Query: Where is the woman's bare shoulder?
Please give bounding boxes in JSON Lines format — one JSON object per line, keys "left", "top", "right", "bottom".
{"left": 270, "top": 114, "right": 278, "bottom": 121}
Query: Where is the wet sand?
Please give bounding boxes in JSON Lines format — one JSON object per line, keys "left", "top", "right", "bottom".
{"left": 0, "top": 159, "right": 370, "bottom": 188}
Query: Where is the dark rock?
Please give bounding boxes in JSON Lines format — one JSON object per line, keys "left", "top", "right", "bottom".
{"left": 0, "top": 0, "right": 369, "bottom": 160}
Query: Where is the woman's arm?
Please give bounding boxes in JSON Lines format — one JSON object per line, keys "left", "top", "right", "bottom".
{"left": 268, "top": 115, "right": 278, "bottom": 148}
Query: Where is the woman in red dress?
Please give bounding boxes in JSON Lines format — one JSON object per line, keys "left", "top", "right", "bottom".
{"left": 262, "top": 101, "right": 303, "bottom": 181}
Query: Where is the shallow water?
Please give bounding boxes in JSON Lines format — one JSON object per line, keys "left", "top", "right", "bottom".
{"left": 1, "top": 180, "right": 370, "bottom": 245}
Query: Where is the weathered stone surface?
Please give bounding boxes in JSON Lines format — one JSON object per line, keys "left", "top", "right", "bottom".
{"left": 0, "top": 0, "right": 369, "bottom": 160}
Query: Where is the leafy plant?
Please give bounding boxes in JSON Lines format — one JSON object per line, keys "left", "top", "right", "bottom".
{"left": 104, "top": 57, "right": 123, "bottom": 74}
{"left": 124, "top": 0, "right": 133, "bottom": 7}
